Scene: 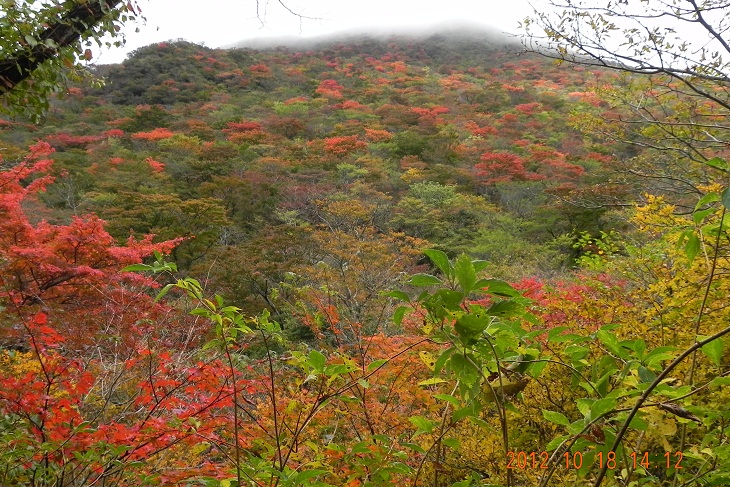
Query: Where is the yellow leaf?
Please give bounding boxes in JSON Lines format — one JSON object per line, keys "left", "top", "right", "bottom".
{"left": 419, "top": 351, "right": 436, "bottom": 370}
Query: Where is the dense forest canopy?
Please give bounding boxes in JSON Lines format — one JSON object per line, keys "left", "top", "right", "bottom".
{"left": 1, "top": 9, "right": 730, "bottom": 486}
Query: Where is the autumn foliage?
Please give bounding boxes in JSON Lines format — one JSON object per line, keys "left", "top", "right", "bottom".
{"left": 2, "top": 33, "right": 730, "bottom": 487}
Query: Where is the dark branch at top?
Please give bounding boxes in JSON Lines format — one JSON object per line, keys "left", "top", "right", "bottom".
{"left": 0, "top": 0, "right": 124, "bottom": 96}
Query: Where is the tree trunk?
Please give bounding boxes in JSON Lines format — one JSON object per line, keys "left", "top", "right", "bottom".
{"left": 0, "top": 0, "right": 124, "bottom": 95}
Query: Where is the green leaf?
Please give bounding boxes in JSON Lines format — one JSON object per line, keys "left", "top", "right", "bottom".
{"left": 433, "top": 393, "right": 460, "bottom": 407}
{"left": 185, "top": 277, "right": 202, "bottom": 290}
{"left": 431, "top": 289, "right": 465, "bottom": 310}
{"left": 596, "top": 328, "right": 626, "bottom": 358}
{"left": 326, "top": 363, "right": 356, "bottom": 375}
{"left": 449, "top": 353, "right": 479, "bottom": 385}
{"left": 351, "top": 442, "right": 371, "bottom": 453}
{"left": 202, "top": 338, "right": 223, "bottom": 351}
{"left": 424, "top": 248, "right": 452, "bottom": 278}
{"left": 565, "top": 344, "right": 590, "bottom": 363}
{"left": 547, "top": 327, "right": 586, "bottom": 344}
{"left": 384, "top": 290, "right": 410, "bottom": 302}
{"left": 454, "top": 312, "right": 490, "bottom": 339}
{"left": 121, "top": 263, "right": 152, "bottom": 272}
{"left": 434, "top": 347, "right": 456, "bottom": 373}
{"left": 705, "top": 157, "right": 730, "bottom": 172}
{"left": 638, "top": 366, "right": 656, "bottom": 383}
{"left": 486, "top": 299, "right": 521, "bottom": 318}
{"left": 402, "top": 442, "right": 426, "bottom": 453}
{"left": 590, "top": 397, "right": 617, "bottom": 418}
{"left": 542, "top": 409, "right": 570, "bottom": 426}
{"left": 309, "top": 350, "right": 326, "bottom": 373}
{"left": 293, "top": 469, "right": 328, "bottom": 483}
{"left": 699, "top": 336, "right": 723, "bottom": 366}
{"left": 452, "top": 404, "right": 478, "bottom": 422}
{"left": 478, "top": 279, "right": 520, "bottom": 297}
{"left": 472, "top": 260, "right": 489, "bottom": 274}
{"left": 525, "top": 359, "right": 548, "bottom": 378}
{"left": 154, "top": 282, "right": 176, "bottom": 302}
{"left": 546, "top": 435, "right": 570, "bottom": 451}
{"left": 693, "top": 208, "right": 716, "bottom": 225}
{"left": 709, "top": 377, "right": 730, "bottom": 387}
{"left": 383, "top": 462, "right": 413, "bottom": 474}
{"left": 628, "top": 414, "right": 649, "bottom": 431}
{"left": 576, "top": 398, "right": 591, "bottom": 417}
{"left": 695, "top": 192, "right": 721, "bottom": 210}
{"left": 547, "top": 326, "right": 569, "bottom": 341}
{"left": 367, "top": 358, "right": 388, "bottom": 372}
{"left": 643, "top": 346, "right": 676, "bottom": 368}
{"left": 624, "top": 339, "right": 646, "bottom": 356}
{"left": 408, "top": 273, "right": 443, "bottom": 286}
{"left": 418, "top": 377, "right": 447, "bottom": 386}
{"left": 704, "top": 219, "right": 730, "bottom": 236}
{"left": 594, "top": 365, "right": 618, "bottom": 397}
{"left": 393, "top": 305, "right": 410, "bottom": 326}
{"left": 454, "top": 253, "right": 477, "bottom": 292}
{"left": 685, "top": 233, "right": 701, "bottom": 263}
{"left": 567, "top": 419, "right": 587, "bottom": 435}
{"left": 722, "top": 187, "right": 730, "bottom": 210}
{"left": 442, "top": 437, "right": 460, "bottom": 449}
{"left": 409, "top": 416, "right": 434, "bottom": 434}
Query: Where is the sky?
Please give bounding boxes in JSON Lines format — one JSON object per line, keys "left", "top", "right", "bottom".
{"left": 95, "top": 0, "right": 539, "bottom": 64}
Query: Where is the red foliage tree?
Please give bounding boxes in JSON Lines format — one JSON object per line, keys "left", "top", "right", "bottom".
{"left": 315, "top": 79, "right": 345, "bottom": 99}
{"left": 44, "top": 132, "right": 104, "bottom": 150}
{"left": 0, "top": 142, "right": 182, "bottom": 351}
{"left": 0, "top": 144, "right": 247, "bottom": 485}
{"left": 464, "top": 120, "right": 498, "bottom": 138}
{"left": 323, "top": 135, "right": 367, "bottom": 156}
{"left": 474, "top": 151, "right": 544, "bottom": 183}
{"left": 523, "top": 144, "right": 586, "bottom": 182}
{"left": 223, "top": 120, "right": 266, "bottom": 143}
{"left": 131, "top": 127, "right": 175, "bottom": 141}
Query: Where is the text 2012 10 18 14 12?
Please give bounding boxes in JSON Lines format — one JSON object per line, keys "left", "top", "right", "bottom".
{"left": 506, "top": 450, "right": 684, "bottom": 470}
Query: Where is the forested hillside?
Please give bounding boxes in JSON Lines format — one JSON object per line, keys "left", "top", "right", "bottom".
{"left": 1, "top": 30, "right": 729, "bottom": 487}
{"left": 2, "top": 34, "right": 629, "bottom": 287}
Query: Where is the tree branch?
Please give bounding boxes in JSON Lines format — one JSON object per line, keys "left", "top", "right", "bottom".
{"left": 0, "top": 0, "right": 124, "bottom": 95}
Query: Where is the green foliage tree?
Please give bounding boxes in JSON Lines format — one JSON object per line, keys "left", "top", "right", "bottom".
{"left": 96, "top": 41, "right": 217, "bottom": 105}
{"left": 0, "top": 0, "right": 139, "bottom": 121}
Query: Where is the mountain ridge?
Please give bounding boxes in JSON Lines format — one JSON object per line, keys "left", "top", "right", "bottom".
{"left": 222, "top": 21, "right": 523, "bottom": 51}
